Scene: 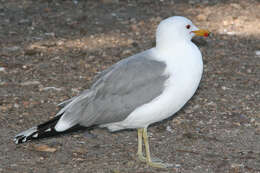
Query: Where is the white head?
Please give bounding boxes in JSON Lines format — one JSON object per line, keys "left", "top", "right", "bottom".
{"left": 156, "top": 16, "right": 209, "bottom": 51}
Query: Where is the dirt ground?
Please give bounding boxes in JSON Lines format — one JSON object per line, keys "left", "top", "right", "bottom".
{"left": 0, "top": 0, "right": 260, "bottom": 172}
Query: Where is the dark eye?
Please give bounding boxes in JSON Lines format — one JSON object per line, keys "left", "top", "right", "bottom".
{"left": 186, "top": 25, "right": 191, "bottom": 29}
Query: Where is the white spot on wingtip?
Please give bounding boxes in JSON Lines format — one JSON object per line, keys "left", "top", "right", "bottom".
{"left": 32, "top": 133, "right": 38, "bottom": 138}
{"left": 22, "top": 138, "right": 27, "bottom": 143}
{"left": 15, "top": 140, "right": 19, "bottom": 144}
{"left": 45, "top": 128, "right": 51, "bottom": 132}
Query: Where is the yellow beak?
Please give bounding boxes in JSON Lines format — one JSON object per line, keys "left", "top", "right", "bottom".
{"left": 192, "top": 29, "right": 210, "bottom": 37}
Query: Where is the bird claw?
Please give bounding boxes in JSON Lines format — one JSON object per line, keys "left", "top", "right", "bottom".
{"left": 136, "top": 153, "right": 174, "bottom": 168}
{"left": 137, "top": 153, "right": 146, "bottom": 162}
{"left": 147, "top": 160, "right": 174, "bottom": 168}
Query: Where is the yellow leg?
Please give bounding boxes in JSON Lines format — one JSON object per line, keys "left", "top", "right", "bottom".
{"left": 136, "top": 128, "right": 146, "bottom": 162}
{"left": 142, "top": 128, "right": 173, "bottom": 168}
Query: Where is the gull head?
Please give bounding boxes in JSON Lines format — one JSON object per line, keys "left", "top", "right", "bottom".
{"left": 156, "top": 16, "right": 210, "bottom": 50}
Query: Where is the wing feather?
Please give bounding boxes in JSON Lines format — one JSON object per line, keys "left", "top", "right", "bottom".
{"left": 55, "top": 50, "right": 168, "bottom": 131}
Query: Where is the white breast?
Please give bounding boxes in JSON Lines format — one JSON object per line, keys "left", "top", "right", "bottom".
{"left": 106, "top": 43, "right": 203, "bottom": 130}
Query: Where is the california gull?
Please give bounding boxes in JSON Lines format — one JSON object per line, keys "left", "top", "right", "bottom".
{"left": 14, "top": 16, "right": 209, "bottom": 168}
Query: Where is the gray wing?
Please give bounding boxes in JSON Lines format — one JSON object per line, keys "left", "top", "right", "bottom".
{"left": 55, "top": 50, "right": 168, "bottom": 131}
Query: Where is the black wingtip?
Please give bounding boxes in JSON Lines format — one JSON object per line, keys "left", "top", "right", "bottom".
{"left": 14, "top": 113, "right": 89, "bottom": 144}
{"left": 14, "top": 115, "right": 63, "bottom": 144}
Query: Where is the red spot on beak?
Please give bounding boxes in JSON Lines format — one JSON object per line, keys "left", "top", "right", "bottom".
{"left": 192, "top": 29, "right": 210, "bottom": 37}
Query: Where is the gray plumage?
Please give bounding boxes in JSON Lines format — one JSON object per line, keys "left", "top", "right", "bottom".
{"left": 55, "top": 50, "right": 168, "bottom": 131}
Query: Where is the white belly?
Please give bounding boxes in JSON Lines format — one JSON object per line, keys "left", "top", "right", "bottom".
{"left": 120, "top": 72, "right": 202, "bottom": 129}
{"left": 105, "top": 66, "right": 202, "bottom": 131}
{"left": 105, "top": 44, "right": 203, "bottom": 131}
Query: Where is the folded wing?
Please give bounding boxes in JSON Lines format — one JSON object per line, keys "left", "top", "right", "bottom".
{"left": 55, "top": 50, "right": 169, "bottom": 131}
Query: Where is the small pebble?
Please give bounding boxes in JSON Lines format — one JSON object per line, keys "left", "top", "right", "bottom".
{"left": 5, "top": 46, "right": 20, "bottom": 52}
{"left": 57, "top": 41, "right": 64, "bottom": 46}
{"left": 175, "top": 164, "right": 181, "bottom": 168}
{"left": 244, "top": 123, "right": 251, "bottom": 127}
{"left": 101, "top": 0, "right": 119, "bottom": 4}
{"left": 45, "top": 32, "right": 55, "bottom": 37}
{"left": 0, "top": 67, "right": 6, "bottom": 72}
{"left": 197, "top": 14, "right": 207, "bottom": 21}
{"left": 19, "top": 19, "right": 30, "bottom": 24}
{"left": 166, "top": 125, "right": 174, "bottom": 133}
{"left": 41, "top": 87, "right": 63, "bottom": 91}
{"left": 84, "top": 131, "right": 97, "bottom": 139}
{"left": 73, "top": 0, "right": 78, "bottom": 4}
{"left": 221, "top": 86, "right": 228, "bottom": 90}
{"left": 255, "top": 50, "right": 260, "bottom": 56}
{"left": 20, "top": 81, "right": 40, "bottom": 86}
{"left": 250, "top": 118, "right": 255, "bottom": 123}
{"left": 231, "top": 163, "right": 244, "bottom": 168}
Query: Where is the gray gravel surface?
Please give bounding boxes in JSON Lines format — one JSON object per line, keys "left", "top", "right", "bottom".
{"left": 0, "top": 0, "right": 260, "bottom": 172}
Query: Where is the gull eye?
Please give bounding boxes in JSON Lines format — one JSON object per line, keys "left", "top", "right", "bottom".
{"left": 186, "top": 24, "right": 191, "bottom": 29}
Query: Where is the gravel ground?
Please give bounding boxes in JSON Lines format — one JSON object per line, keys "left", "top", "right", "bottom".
{"left": 0, "top": 0, "right": 260, "bottom": 172}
